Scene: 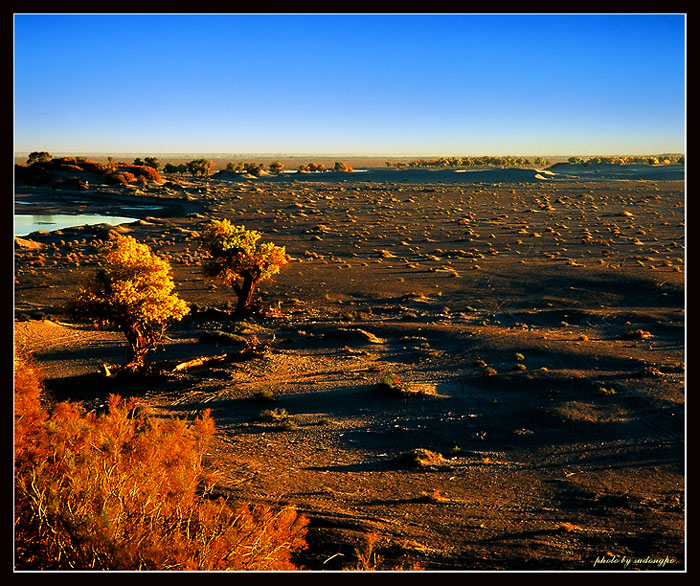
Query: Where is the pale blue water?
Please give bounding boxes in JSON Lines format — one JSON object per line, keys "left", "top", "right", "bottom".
{"left": 14, "top": 213, "right": 139, "bottom": 237}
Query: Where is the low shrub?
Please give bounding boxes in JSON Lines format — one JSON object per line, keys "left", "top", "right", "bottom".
{"left": 376, "top": 374, "right": 412, "bottom": 395}
{"left": 258, "top": 408, "right": 289, "bottom": 422}
{"left": 397, "top": 448, "right": 447, "bottom": 469}
{"left": 14, "top": 354, "right": 308, "bottom": 570}
{"left": 199, "top": 330, "right": 249, "bottom": 346}
{"left": 76, "top": 160, "right": 107, "bottom": 174}
{"left": 106, "top": 171, "right": 136, "bottom": 185}
{"left": 122, "top": 165, "right": 163, "bottom": 183}
{"left": 621, "top": 329, "right": 653, "bottom": 340}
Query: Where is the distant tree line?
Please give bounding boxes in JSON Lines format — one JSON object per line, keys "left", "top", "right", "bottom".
{"left": 17, "top": 153, "right": 164, "bottom": 187}
{"left": 221, "top": 160, "right": 354, "bottom": 176}
{"left": 387, "top": 155, "right": 551, "bottom": 170}
{"left": 387, "top": 153, "right": 684, "bottom": 170}
{"left": 566, "top": 154, "right": 684, "bottom": 166}
{"left": 19, "top": 152, "right": 360, "bottom": 184}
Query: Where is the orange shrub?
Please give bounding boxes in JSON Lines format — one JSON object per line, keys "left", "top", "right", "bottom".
{"left": 122, "top": 165, "right": 163, "bottom": 183}
{"left": 56, "top": 163, "right": 84, "bottom": 172}
{"left": 14, "top": 355, "right": 308, "bottom": 570}
{"left": 106, "top": 171, "right": 136, "bottom": 185}
{"left": 13, "top": 353, "right": 47, "bottom": 460}
{"left": 76, "top": 160, "right": 107, "bottom": 174}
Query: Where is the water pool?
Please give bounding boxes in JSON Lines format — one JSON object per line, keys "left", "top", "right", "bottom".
{"left": 14, "top": 213, "right": 139, "bottom": 237}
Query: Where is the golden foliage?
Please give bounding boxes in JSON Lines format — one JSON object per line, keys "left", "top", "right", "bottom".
{"left": 14, "top": 356, "right": 308, "bottom": 570}
{"left": 200, "top": 220, "right": 288, "bottom": 313}
{"left": 70, "top": 234, "right": 189, "bottom": 366}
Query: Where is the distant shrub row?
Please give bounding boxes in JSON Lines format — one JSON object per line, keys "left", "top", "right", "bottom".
{"left": 223, "top": 160, "right": 355, "bottom": 176}
{"left": 566, "top": 154, "right": 684, "bottom": 165}
{"left": 16, "top": 153, "right": 165, "bottom": 186}
{"left": 387, "top": 153, "right": 684, "bottom": 169}
{"left": 389, "top": 155, "right": 551, "bottom": 169}
{"left": 18, "top": 151, "right": 359, "bottom": 181}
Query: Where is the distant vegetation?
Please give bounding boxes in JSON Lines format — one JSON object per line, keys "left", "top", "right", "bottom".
{"left": 16, "top": 153, "right": 165, "bottom": 187}
{"left": 565, "top": 154, "right": 684, "bottom": 165}
{"left": 388, "top": 155, "right": 551, "bottom": 169}
{"left": 387, "top": 153, "right": 684, "bottom": 170}
{"left": 223, "top": 160, "right": 354, "bottom": 175}
{"left": 16, "top": 151, "right": 683, "bottom": 186}
{"left": 16, "top": 152, "right": 357, "bottom": 182}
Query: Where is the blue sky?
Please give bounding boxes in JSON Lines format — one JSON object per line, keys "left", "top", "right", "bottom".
{"left": 13, "top": 13, "right": 686, "bottom": 156}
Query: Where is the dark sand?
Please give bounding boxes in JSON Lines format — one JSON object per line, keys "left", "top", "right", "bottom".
{"left": 14, "top": 168, "right": 685, "bottom": 571}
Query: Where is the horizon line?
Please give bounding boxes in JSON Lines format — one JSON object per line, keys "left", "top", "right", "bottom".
{"left": 14, "top": 151, "right": 685, "bottom": 158}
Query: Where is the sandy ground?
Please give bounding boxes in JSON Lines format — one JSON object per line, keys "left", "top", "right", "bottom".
{"left": 14, "top": 171, "right": 685, "bottom": 571}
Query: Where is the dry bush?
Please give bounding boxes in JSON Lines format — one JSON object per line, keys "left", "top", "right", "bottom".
{"left": 76, "top": 160, "right": 107, "bottom": 174}
{"left": 106, "top": 171, "right": 136, "bottom": 185}
{"left": 14, "top": 355, "right": 308, "bottom": 570}
{"left": 397, "top": 448, "right": 447, "bottom": 469}
{"left": 123, "top": 165, "right": 163, "bottom": 183}
{"left": 375, "top": 374, "right": 436, "bottom": 397}
{"left": 56, "top": 163, "right": 84, "bottom": 173}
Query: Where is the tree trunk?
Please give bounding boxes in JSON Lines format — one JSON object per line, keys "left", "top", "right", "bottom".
{"left": 235, "top": 274, "right": 256, "bottom": 316}
{"left": 124, "top": 330, "right": 148, "bottom": 369}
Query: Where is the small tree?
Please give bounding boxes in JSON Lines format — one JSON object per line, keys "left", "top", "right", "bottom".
{"left": 143, "top": 156, "right": 160, "bottom": 171}
{"left": 200, "top": 220, "right": 288, "bottom": 316}
{"left": 26, "top": 151, "right": 52, "bottom": 166}
{"left": 164, "top": 162, "right": 187, "bottom": 174}
{"left": 187, "top": 158, "right": 215, "bottom": 177}
{"left": 269, "top": 160, "right": 284, "bottom": 174}
{"left": 69, "top": 234, "right": 189, "bottom": 369}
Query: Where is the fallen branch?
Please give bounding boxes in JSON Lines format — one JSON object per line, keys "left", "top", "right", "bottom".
{"left": 171, "top": 345, "right": 269, "bottom": 372}
{"left": 172, "top": 354, "right": 230, "bottom": 372}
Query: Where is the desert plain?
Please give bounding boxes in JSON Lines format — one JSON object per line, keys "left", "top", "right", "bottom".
{"left": 13, "top": 159, "right": 686, "bottom": 571}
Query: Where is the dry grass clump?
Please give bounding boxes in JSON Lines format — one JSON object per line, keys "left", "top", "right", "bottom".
{"left": 14, "top": 354, "right": 308, "bottom": 571}
{"left": 417, "top": 489, "right": 450, "bottom": 503}
{"left": 375, "top": 374, "right": 437, "bottom": 397}
{"left": 621, "top": 329, "right": 653, "bottom": 340}
{"left": 637, "top": 365, "right": 663, "bottom": 377}
{"left": 657, "top": 361, "right": 685, "bottom": 373}
{"left": 257, "top": 407, "right": 290, "bottom": 422}
{"left": 397, "top": 448, "right": 448, "bottom": 469}
{"left": 252, "top": 389, "right": 276, "bottom": 402}
{"left": 557, "top": 521, "right": 585, "bottom": 533}
{"left": 353, "top": 532, "right": 382, "bottom": 571}
{"left": 199, "top": 329, "right": 249, "bottom": 346}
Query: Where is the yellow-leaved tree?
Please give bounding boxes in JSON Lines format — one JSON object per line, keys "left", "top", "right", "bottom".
{"left": 69, "top": 234, "right": 189, "bottom": 369}
{"left": 200, "top": 220, "right": 288, "bottom": 316}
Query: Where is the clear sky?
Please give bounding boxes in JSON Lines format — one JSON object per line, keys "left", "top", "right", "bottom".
{"left": 13, "top": 13, "right": 686, "bottom": 157}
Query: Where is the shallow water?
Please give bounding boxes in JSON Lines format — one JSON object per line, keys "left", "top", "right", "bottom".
{"left": 14, "top": 213, "right": 139, "bottom": 237}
